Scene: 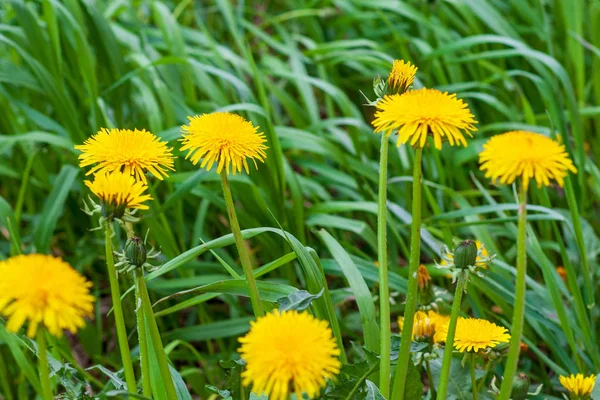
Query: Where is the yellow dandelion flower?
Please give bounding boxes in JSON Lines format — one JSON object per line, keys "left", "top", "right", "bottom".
{"left": 180, "top": 112, "right": 268, "bottom": 175}
{"left": 399, "top": 310, "right": 449, "bottom": 343}
{"left": 559, "top": 374, "right": 596, "bottom": 399}
{"left": 417, "top": 264, "right": 431, "bottom": 290}
{"left": 388, "top": 59, "right": 418, "bottom": 92}
{"left": 85, "top": 171, "right": 152, "bottom": 213}
{"left": 0, "top": 254, "right": 94, "bottom": 338}
{"left": 75, "top": 128, "right": 175, "bottom": 183}
{"left": 479, "top": 131, "right": 577, "bottom": 190}
{"left": 436, "top": 317, "right": 510, "bottom": 352}
{"left": 238, "top": 310, "right": 341, "bottom": 400}
{"left": 372, "top": 88, "right": 477, "bottom": 149}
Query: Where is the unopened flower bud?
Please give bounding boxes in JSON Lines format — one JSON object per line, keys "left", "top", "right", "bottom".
{"left": 510, "top": 373, "right": 530, "bottom": 400}
{"left": 454, "top": 240, "right": 478, "bottom": 269}
{"left": 126, "top": 236, "right": 146, "bottom": 268}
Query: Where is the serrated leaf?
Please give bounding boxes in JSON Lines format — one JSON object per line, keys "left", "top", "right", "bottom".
{"left": 278, "top": 288, "right": 324, "bottom": 312}
{"left": 362, "top": 380, "right": 385, "bottom": 400}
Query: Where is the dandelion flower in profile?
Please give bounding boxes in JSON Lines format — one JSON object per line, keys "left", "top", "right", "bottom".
{"left": 479, "top": 131, "right": 577, "bottom": 190}
{"left": 436, "top": 317, "right": 510, "bottom": 352}
{"left": 388, "top": 59, "right": 418, "bottom": 92}
{"left": 85, "top": 171, "right": 152, "bottom": 217}
{"left": 238, "top": 310, "right": 341, "bottom": 400}
{"left": 399, "top": 310, "right": 449, "bottom": 342}
{"left": 372, "top": 88, "right": 477, "bottom": 149}
{"left": 559, "top": 373, "right": 596, "bottom": 399}
{"left": 0, "top": 254, "right": 94, "bottom": 338}
{"left": 180, "top": 112, "right": 268, "bottom": 175}
{"left": 75, "top": 128, "right": 175, "bottom": 183}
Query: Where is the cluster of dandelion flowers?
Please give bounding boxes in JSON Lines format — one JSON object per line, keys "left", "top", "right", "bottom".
{"left": 388, "top": 59, "right": 418, "bottom": 92}
{"left": 75, "top": 128, "right": 175, "bottom": 182}
{"left": 0, "top": 254, "right": 94, "bottom": 338}
{"left": 180, "top": 112, "right": 268, "bottom": 175}
{"left": 238, "top": 310, "right": 341, "bottom": 400}
{"left": 85, "top": 171, "right": 152, "bottom": 216}
{"left": 436, "top": 317, "right": 510, "bottom": 352}
{"left": 479, "top": 131, "right": 577, "bottom": 190}
{"left": 559, "top": 374, "right": 596, "bottom": 399}
{"left": 372, "top": 88, "right": 477, "bottom": 149}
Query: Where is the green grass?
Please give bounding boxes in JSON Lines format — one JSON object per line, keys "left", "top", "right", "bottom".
{"left": 1, "top": 0, "right": 600, "bottom": 399}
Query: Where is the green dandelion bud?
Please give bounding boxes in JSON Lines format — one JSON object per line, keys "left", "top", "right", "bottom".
{"left": 510, "top": 373, "right": 530, "bottom": 400}
{"left": 453, "top": 240, "right": 478, "bottom": 269}
{"left": 126, "top": 237, "right": 147, "bottom": 268}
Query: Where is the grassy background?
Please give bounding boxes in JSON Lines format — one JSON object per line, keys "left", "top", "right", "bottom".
{"left": 1, "top": 0, "right": 600, "bottom": 398}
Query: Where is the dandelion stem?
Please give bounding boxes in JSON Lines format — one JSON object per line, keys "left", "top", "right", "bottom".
{"left": 391, "top": 147, "right": 423, "bottom": 400}
{"left": 138, "top": 271, "right": 178, "bottom": 399}
{"left": 436, "top": 271, "right": 468, "bottom": 400}
{"left": 426, "top": 360, "right": 436, "bottom": 398}
{"left": 470, "top": 354, "right": 479, "bottom": 400}
{"left": 104, "top": 223, "right": 137, "bottom": 393}
{"left": 498, "top": 182, "right": 528, "bottom": 399}
{"left": 37, "top": 329, "right": 52, "bottom": 400}
{"left": 135, "top": 270, "right": 152, "bottom": 397}
{"left": 220, "top": 171, "right": 264, "bottom": 317}
{"left": 377, "top": 134, "right": 391, "bottom": 396}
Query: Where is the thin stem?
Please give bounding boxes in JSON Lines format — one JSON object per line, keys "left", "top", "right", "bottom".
{"left": 498, "top": 181, "right": 528, "bottom": 399}
{"left": 104, "top": 223, "right": 137, "bottom": 393}
{"left": 138, "top": 273, "right": 178, "bottom": 399}
{"left": 377, "top": 134, "right": 391, "bottom": 396}
{"left": 14, "top": 149, "right": 37, "bottom": 224}
{"left": 425, "top": 360, "right": 436, "bottom": 399}
{"left": 470, "top": 354, "right": 479, "bottom": 400}
{"left": 391, "top": 147, "right": 423, "bottom": 400}
{"left": 135, "top": 270, "right": 152, "bottom": 397}
{"left": 0, "top": 351, "right": 14, "bottom": 400}
{"left": 37, "top": 329, "right": 52, "bottom": 400}
{"left": 436, "top": 272, "right": 468, "bottom": 400}
{"left": 220, "top": 171, "right": 264, "bottom": 317}
{"left": 478, "top": 360, "right": 492, "bottom": 393}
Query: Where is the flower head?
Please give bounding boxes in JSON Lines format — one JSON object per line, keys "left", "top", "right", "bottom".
{"left": 372, "top": 88, "right": 477, "bottom": 149}
{"left": 75, "top": 128, "right": 175, "bottom": 183}
{"left": 238, "top": 310, "right": 341, "bottom": 400}
{"left": 0, "top": 254, "right": 94, "bottom": 338}
{"left": 399, "top": 310, "right": 449, "bottom": 343}
{"left": 85, "top": 171, "right": 152, "bottom": 218}
{"left": 180, "top": 112, "right": 268, "bottom": 175}
{"left": 559, "top": 374, "right": 596, "bottom": 399}
{"left": 479, "top": 131, "right": 577, "bottom": 190}
{"left": 417, "top": 265, "right": 431, "bottom": 290}
{"left": 388, "top": 60, "right": 417, "bottom": 92}
{"left": 436, "top": 317, "right": 510, "bottom": 352}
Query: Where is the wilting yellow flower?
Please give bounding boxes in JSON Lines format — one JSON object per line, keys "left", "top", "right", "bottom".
{"left": 372, "top": 88, "right": 477, "bottom": 149}
{"left": 85, "top": 171, "right": 152, "bottom": 212}
{"left": 479, "top": 131, "right": 577, "bottom": 190}
{"left": 238, "top": 310, "right": 340, "bottom": 400}
{"left": 559, "top": 374, "right": 596, "bottom": 399}
{"left": 436, "top": 317, "right": 510, "bottom": 352}
{"left": 388, "top": 60, "right": 417, "bottom": 92}
{"left": 417, "top": 264, "right": 431, "bottom": 290}
{"left": 399, "top": 310, "right": 450, "bottom": 343}
{"left": 0, "top": 254, "right": 94, "bottom": 338}
{"left": 180, "top": 112, "right": 268, "bottom": 175}
{"left": 75, "top": 128, "right": 175, "bottom": 183}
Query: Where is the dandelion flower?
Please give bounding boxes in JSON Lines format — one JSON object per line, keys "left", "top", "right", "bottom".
{"left": 479, "top": 131, "right": 577, "bottom": 190}
{"left": 85, "top": 171, "right": 152, "bottom": 216}
{"left": 417, "top": 264, "right": 431, "bottom": 290}
{"left": 399, "top": 310, "right": 449, "bottom": 343}
{"left": 388, "top": 60, "right": 418, "bottom": 92}
{"left": 372, "top": 88, "right": 477, "bottom": 149}
{"left": 75, "top": 128, "right": 175, "bottom": 183}
{"left": 559, "top": 374, "right": 596, "bottom": 399}
{"left": 238, "top": 310, "right": 341, "bottom": 400}
{"left": 436, "top": 317, "right": 510, "bottom": 352}
{"left": 180, "top": 112, "right": 268, "bottom": 175}
{"left": 0, "top": 254, "right": 94, "bottom": 338}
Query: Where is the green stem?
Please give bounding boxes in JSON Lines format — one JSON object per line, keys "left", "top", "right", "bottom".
{"left": 36, "top": 329, "right": 52, "bottom": 400}
{"left": 436, "top": 272, "right": 468, "bottom": 400}
{"left": 220, "top": 171, "right": 264, "bottom": 317}
{"left": 478, "top": 360, "right": 492, "bottom": 393}
{"left": 377, "top": 135, "right": 391, "bottom": 396}
{"left": 426, "top": 360, "right": 436, "bottom": 399}
{"left": 14, "top": 149, "right": 37, "bottom": 224}
{"left": 104, "top": 223, "right": 137, "bottom": 393}
{"left": 0, "top": 351, "right": 14, "bottom": 400}
{"left": 391, "top": 147, "right": 423, "bottom": 400}
{"left": 135, "top": 270, "right": 152, "bottom": 397}
{"left": 498, "top": 182, "right": 528, "bottom": 399}
{"left": 470, "top": 354, "right": 479, "bottom": 400}
{"left": 138, "top": 273, "right": 178, "bottom": 399}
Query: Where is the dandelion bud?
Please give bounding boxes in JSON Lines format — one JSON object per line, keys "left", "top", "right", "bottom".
{"left": 510, "top": 373, "right": 530, "bottom": 400}
{"left": 453, "top": 240, "right": 478, "bottom": 269}
{"left": 417, "top": 265, "right": 431, "bottom": 290}
{"left": 126, "top": 236, "right": 147, "bottom": 268}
